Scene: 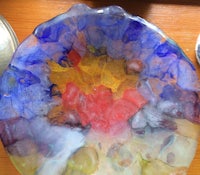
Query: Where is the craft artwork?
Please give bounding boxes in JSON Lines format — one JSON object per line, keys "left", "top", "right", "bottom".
{"left": 0, "top": 4, "right": 200, "bottom": 175}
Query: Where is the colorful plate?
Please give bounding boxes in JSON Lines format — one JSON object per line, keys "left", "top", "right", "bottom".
{"left": 0, "top": 4, "right": 200, "bottom": 175}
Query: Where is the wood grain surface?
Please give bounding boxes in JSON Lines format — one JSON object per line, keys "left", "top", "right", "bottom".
{"left": 0, "top": 0, "right": 200, "bottom": 175}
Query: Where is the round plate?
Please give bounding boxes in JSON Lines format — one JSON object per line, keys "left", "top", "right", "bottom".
{"left": 0, "top": 15, "right": 18, "bottom": 75}
{"left": 0, "top": 4, "right": 200, "bottom": 175}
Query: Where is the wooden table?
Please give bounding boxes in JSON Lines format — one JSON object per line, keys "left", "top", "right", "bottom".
{"left": 0, "top": 0, "right": 200, "bottom": 174}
